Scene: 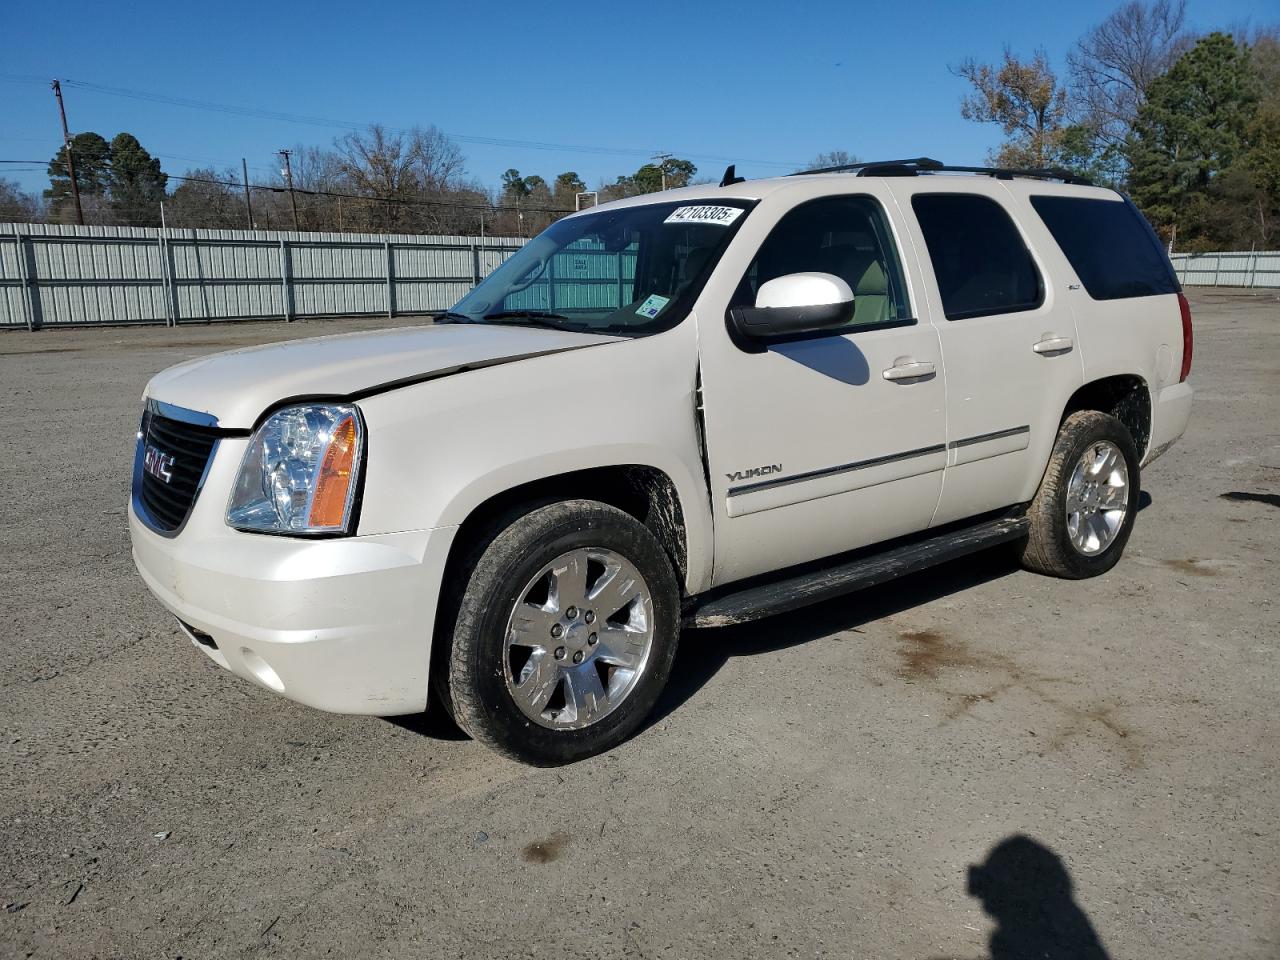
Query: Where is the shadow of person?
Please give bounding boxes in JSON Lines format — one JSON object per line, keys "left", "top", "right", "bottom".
{"left": 967, "top": 835, "right": 1111, "bottom": 960}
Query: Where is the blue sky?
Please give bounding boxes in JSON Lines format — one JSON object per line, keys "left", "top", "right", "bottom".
{"left": 2, "top": 0, "right": 1275, "bottom": 196}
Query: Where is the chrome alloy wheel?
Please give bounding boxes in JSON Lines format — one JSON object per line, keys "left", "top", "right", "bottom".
{"left": 1065, "top": 440, "right": 1130, "bottom": 556}
{"left": 503, "top": 548, "right": 655, "bottom": 730}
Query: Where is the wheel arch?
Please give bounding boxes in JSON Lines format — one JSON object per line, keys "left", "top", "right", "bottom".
{"left": 441, "top": 464, "right": 694, "bottom": 602}
{"left": 1060, "top": 374, "right": 1152, "bottom": 458}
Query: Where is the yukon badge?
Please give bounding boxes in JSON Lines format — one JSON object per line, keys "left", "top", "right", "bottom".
{"left": 726, "top": 463, "right": 782, "bottom": 483}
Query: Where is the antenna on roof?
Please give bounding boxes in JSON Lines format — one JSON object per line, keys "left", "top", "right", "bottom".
{"left": 720, "top": 164, "right": 747, "bottom": 187}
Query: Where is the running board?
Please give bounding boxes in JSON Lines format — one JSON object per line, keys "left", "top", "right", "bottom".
{"left": 683, "top": 515, "right": 1030, "bottom": 628}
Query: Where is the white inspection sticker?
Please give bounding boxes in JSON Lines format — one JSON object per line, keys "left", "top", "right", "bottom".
{"left": 664, "top": 205, "right": 744, "bottom": 227}
{"left": 636, "top": 294, "right": 670, "bottom": 319}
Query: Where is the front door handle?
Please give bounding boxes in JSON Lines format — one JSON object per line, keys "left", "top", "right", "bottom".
{"left": 882, "top": 360, "right": 937, "bottom": 382}
{"left": 1033, "top": 336, "right": 1074, "bottom": 355}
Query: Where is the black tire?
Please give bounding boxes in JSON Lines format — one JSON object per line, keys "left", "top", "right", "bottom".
{"left": 1019, "top": 410, "right": 1141, "bottom": 579}
{"left": 442, "top": 499, "right": 680, "bottom": 765}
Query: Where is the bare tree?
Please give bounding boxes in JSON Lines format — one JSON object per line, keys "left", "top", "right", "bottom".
{"left": 281, "top": 146, "right": 346, "bottom": 231}
{"left": 0, "top": 178, "right": 45, "bottom": 222}
{"left": 802, "top": 150, "right": 860, "bottom": 171}
{"left": 166, "top": 167, "right": 246, "bottom": 229}
{"left": 1068, "top": 0, "right": 1190, "bottom": 147}
{"left": 954, "top": 48, "right": 1070, "bottom": 166}
{"left": 333, "top": 124, "right": 468, "bottom": 233}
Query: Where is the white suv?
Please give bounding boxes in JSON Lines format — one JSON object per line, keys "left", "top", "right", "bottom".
{"left": 129, "top": 157, "right": 1194, "bottom": 764}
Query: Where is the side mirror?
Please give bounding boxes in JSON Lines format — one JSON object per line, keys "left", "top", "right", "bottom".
{"left": 728, "top": 272, "right": 855, "bottom": 344}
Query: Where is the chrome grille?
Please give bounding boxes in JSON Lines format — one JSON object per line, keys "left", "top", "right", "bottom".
{"left": 133, "top": 408, "right": 222, "bottom": 534}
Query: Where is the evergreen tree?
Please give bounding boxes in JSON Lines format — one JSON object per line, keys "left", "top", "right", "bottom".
{"left": 45, "top": 132, "right": 111, "bottom": 221}
{"left": 1125, "top": 33, "right": 1260, "bottom": 247}
{"left": 107, "top": 133, "right": 168, "bottom": 226}
{"left": 553, "top": 171, "right": 586, "bottom": 207}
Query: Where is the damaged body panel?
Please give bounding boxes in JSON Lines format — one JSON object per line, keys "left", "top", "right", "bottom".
{"left": 127, "top": 170, "right": 1192, "bottom": 763}
{"left": 143, "top": 323, "right": 622, "bottom": 429}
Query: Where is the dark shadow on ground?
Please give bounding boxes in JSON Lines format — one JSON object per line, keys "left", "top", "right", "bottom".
{"left": 965, "top": 835, "right": 1112, "bottom": 960}
{"left": 649, "top": 544, "right": 1022, "bottom": 729}
{"left": 388, "top": 545, "right": 1023, "bottom": 744}
{"left": 393, "top": 494, "right": 1157, "bottom": 743}
{"left": 1220, "top": 490, "right": 1280, "bottom": 508}
{"left": 385, "top": 702, "right": 468, "bottom": 740}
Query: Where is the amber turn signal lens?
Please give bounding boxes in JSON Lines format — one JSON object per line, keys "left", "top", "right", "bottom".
{"left": 307, "top": 415, "right": 359, "bottom": 529}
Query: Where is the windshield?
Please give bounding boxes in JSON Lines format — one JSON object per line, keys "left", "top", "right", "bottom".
{"left": 447, "top": 199, "right": 755, "bottom": 335}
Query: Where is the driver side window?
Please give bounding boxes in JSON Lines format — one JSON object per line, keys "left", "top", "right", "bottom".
{"left": 732, "top": 195, "right": 912, "bottom": 330}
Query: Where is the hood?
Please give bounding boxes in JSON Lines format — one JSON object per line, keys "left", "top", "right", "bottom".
{"left": 144, "top": 323, "right": 621, "bottom": 429}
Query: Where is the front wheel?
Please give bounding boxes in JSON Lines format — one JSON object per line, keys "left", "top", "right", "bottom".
{"left": 1019, "top": 410, "right": 1141, "bottom": 579}
{"left": 444, "top": 500, "right": 680, "bottom": 765}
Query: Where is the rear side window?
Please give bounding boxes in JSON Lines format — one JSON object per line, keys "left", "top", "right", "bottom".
{"left": 1030, "top": 195, "right": 1179, "bottom": 300}
{"left": 911, "top": 194, "right": 1043, "bottom": 320}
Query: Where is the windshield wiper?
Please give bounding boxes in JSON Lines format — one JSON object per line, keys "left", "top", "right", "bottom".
{"left": 439, "top": 309, "right": 578, "bottom": 330}
{"left": 483, "top": 310, "right": 571, "bottom": 322}
{"left": 480, "top": 310, "right": 574, "bottom": 330}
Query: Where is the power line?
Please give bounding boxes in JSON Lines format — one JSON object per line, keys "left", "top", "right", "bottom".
{"left": 278, "top": 149, "right": 299, "bottom": 230}
{"left": 652, "top": 152, "right": 673, "bottom": 191}
{"left": 12, "top": 159, "right": 579, "bottom": 215}
{"left": 51, "top": 80, "right": 84, "bottom": 225}
{"left": 0, "top": 135, "right": 277, "bottom": 177}
{"left": 0, "top": 74, "right": 803, "bottom": 170}
{"left": 241, "top": 158, "right": 254, "bottom": 229}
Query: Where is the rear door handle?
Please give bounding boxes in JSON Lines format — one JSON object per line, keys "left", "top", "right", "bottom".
{"left": 882, "top": 360, "right": 937, "bottom": 382}
{"left": 1033, "top": 337, "right": 1074, "bottom": 355}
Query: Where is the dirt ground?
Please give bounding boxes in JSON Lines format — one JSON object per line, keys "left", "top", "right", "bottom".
{"left": 1, "top": 289, "right": 1277, "bottom": 959}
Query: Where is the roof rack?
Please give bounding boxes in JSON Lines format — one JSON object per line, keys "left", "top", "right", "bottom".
{"left": 790, "top": 157, "right": 943, "bottom": 176}
{"left": 790, "top": 156, "right": 1093, "bottom": 186}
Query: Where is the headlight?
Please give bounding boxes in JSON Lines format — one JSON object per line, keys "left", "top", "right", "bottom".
{"left": 226, "top": 404, "right": 363, "bottom": 535}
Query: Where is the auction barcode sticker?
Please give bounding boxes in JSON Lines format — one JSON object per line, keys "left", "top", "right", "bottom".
{"left": 664, "top": 205, "right": 745, "bottom": 227}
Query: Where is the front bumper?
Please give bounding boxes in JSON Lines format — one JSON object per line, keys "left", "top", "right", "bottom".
{"left": 129, "top": 505, "right": 457, "bottom": 715}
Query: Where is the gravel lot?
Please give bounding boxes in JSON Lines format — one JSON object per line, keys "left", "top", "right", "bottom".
{"left": 2, "top": 289, "right": 1277, "bottom": 960}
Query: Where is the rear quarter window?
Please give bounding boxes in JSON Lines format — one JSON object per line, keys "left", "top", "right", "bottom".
{"left": 1029, "top": 195, "right": 1179, "bottom": 300}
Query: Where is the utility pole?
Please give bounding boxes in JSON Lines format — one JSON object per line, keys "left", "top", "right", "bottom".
{"left": 241, "top": 158, "right": 255, "bottom": 229}
{"left": 278, "top": 149, "right": 299, "bottom": 230}
{"left": 51, "top": 80, "right": 84, "bottom": 226}
{"left": 652, "top": 152, "right": 673, "bottom": 192}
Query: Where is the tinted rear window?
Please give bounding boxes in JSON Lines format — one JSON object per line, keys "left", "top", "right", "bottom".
{"left": 1030, "top": 195, "right": 1179, "bottom": 300}
{"left": 911, "top": 194, "right": 1043, "bottom": 320}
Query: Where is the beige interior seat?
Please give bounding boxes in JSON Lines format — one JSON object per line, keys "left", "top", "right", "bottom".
{"left": 820, "top": 233, "right": 891, "bottom": 325}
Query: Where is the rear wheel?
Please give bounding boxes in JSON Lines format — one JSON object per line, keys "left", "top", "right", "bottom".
{"left": 444, "top": 500, "right": 679, "bottom": 765}
{"left": 1019, "top": 410, "right": 1141, "bottom": 579}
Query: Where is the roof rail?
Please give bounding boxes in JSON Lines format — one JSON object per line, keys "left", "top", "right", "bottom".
{"left": 916, "top": 164, "right": 1094, "bottom": 186}
{"left": 790, "top": 157, "right": 942, "bottom": 176}
{"left": 791, "top": 156, "right": 1093, "bottom": 186}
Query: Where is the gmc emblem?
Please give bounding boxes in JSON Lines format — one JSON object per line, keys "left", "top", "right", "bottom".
{"left": 143, "top": 444, "right": 175, "bottom": 484}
